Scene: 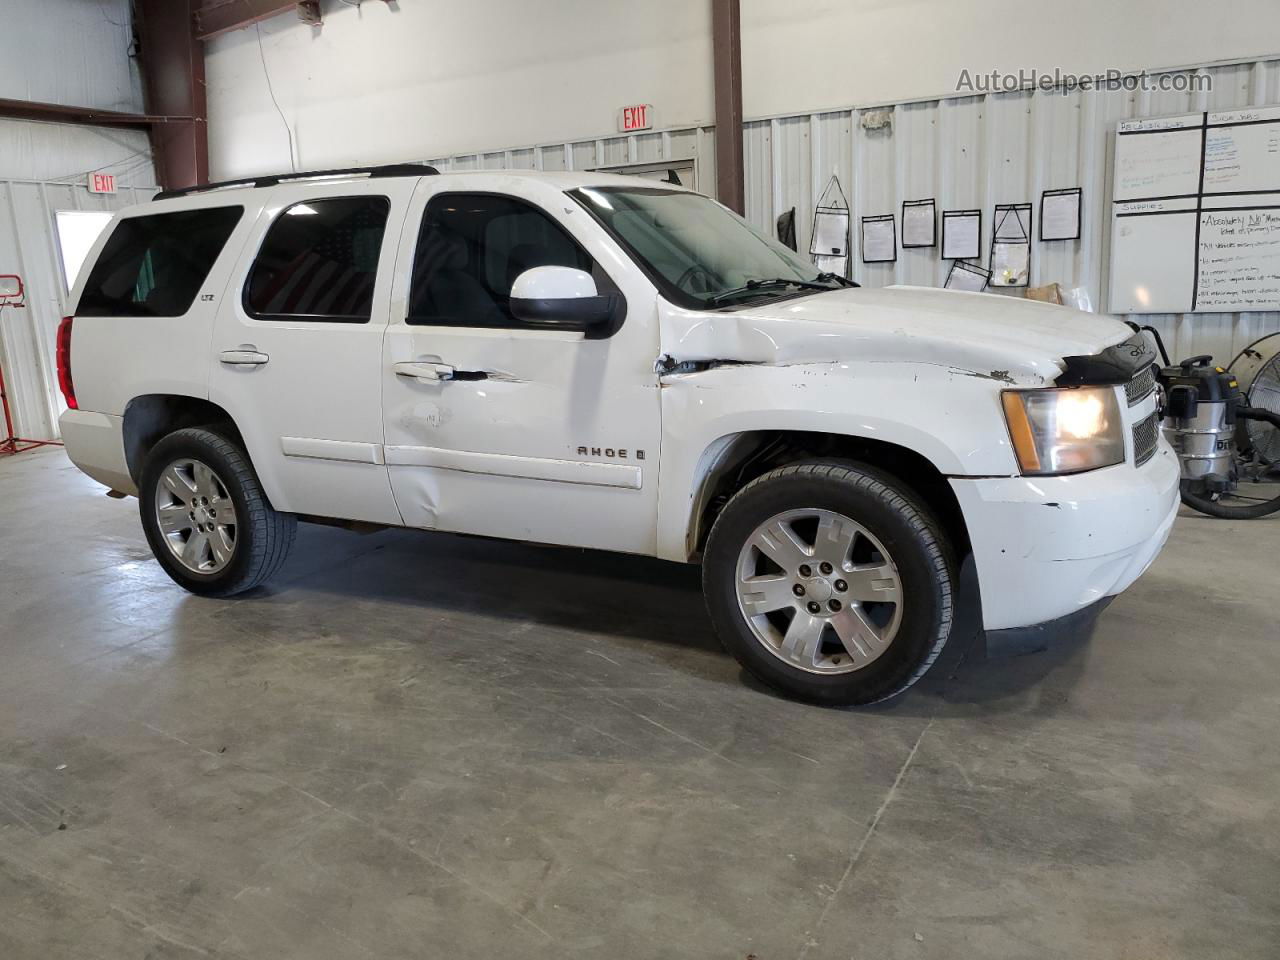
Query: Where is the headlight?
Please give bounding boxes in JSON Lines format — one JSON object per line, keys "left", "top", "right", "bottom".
{"left": 1001, "top": 386, "right": 1124, "bottom": 475}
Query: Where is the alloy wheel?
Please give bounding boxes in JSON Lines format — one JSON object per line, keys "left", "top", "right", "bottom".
{"left": 734, "top": 508, "right": 903, "bottom": 675}
{"left": 154, "top": 458, "right": 238, "bottom": 574}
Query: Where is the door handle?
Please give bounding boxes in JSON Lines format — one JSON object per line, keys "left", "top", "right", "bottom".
{"left": 219, "top": 349, "right": 269, "bottom": 366}
{"left": 394, "top": 361, "right": 456, "bottom": 381}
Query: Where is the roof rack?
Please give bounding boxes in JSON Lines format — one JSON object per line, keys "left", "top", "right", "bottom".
{"left": 153, "top": 162, "right": 440, "bottom": 201}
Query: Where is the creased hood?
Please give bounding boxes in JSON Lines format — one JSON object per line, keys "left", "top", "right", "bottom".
{"left": 664, "top": 285, "right": 1133, "bottom": 384}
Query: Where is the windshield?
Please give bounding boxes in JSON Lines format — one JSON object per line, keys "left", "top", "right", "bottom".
{"left": 570, "top": 186, "right": 844, "bottom": 309}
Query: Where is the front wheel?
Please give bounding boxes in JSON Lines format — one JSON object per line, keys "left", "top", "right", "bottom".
{"left": 703, "top": 462, "right": 956, "bottom": 706}
{"left": 139, "top": 427, "right": 296, "bottom": 597}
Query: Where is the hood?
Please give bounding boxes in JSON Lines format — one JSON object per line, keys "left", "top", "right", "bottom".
{"left": 663, "top": 285, "right": 1133, "bottom": 385}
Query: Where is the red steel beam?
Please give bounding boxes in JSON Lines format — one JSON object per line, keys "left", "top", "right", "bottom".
{"left": 711, "top": 0, "right": 745, "bottom": 214}
{"left": 0, "top": 98, "right": 188, "bottom": 129}
{"left": 136, "top": 0, "right": 209, "bottom": 190}
{"left": 195, "top": 1, "right": 306, "bottom": 41}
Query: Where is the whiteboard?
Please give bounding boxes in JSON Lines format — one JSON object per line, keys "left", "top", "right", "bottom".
{"left": 1114, "top": 124, "right": 1202, "bottom": 201}
{"left": 1111, "top": 201, "right": 1197, "bottom": 313}
{"left": 1109, "top": 105, "right": 1280, "bottom": 314}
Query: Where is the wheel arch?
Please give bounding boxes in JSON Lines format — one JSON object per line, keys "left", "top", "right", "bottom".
{"left": 122, "top": 394, "right": 246, "bottom": 487}
{"left": 684, "top": 429, "right": 972, "bottom": 563}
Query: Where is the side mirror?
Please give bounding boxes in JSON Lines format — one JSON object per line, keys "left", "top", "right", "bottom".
{"left": 509, "top": 266, "right": 618, "bottom": 330}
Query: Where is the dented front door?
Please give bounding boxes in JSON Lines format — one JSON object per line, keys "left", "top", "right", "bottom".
{"left": 380, "top": 176, "right": 663, "bottom": 554}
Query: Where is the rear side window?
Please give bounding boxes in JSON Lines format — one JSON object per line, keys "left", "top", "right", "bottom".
{"left": 245, "top": 196, "right": 389, "bottom": 323}
{"left": 76, "top": 206, "right": 243, "bottom": 317}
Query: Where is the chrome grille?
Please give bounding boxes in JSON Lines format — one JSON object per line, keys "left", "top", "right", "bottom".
{"left": 1132, "top": 411, "right": 1159, "bottom": 466}
{"left": 1125, "top": 365, "right": 1156, "bottom": 406}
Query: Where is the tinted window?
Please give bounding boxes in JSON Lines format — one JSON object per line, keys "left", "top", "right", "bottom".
{"left": 77, "top": 206, "right": 242, "bottom": 317}
{"left": 407, "top": 193, "right": 604, "bottom": 328}
{"left": 246, "top": 197, "right": 389, "bottom": 322}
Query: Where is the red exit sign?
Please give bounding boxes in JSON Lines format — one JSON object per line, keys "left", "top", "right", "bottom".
{"left": 88, "top": 172, "right": 117, "bottom": 194}
{"left": 618, "top": 104, "right": 654, "bottom": 133}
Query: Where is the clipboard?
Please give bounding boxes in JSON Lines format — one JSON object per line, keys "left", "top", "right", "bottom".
{"left": 1039, "top": 187, "right": 1082, "bottom": 241}
{"left": 941, "top": 209, "right": 982, "bottom": 260}
{"left": 901, "top": 198, "right": 937, "bottom": 248}
{"left": 990, "top": 203, "right": 1032, "bottom": 287}
{"left": 860, "top": 214, "right": 897, "bottom": 263}
{"left": 944, "top": 260, "right": 992, "bottom": 292}
{"left": 809, "top": 175, "right": 851, "bottom": 277}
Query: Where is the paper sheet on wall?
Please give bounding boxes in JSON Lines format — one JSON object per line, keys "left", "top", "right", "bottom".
{"left": 942, "top": 211, "right": 981, "bottom": 259}
{"left": 1041, "top": 189, "right": 1082, "bottom": 241}
{"left": 861, "top": 217, "right": 896, "bottom": 263}
{"left": 944, "top": 261, "right": 991, "bottom": 292}
{"left": 902, "top": 200, "right": 936, "bottom": 247}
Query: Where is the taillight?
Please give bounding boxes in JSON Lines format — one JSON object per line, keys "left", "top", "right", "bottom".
{"left": 56, "top": 316, "right": 76, "bottom": 410}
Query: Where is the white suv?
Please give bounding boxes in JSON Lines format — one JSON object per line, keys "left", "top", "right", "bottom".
{"left": 57, "top": 164, "right": 1179, "bottom": 705}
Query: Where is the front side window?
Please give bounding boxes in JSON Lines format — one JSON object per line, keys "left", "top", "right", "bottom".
{"left": 570, "top": 187, "right": 845, "bottom": 309}
{"left": 76, "top": 206, "right": 243, "bottom": 317}
{"left": 407, "top": 193, "right": 608, "bottom": 328}
{"left": 246, "top": 196, "right": 389, "bottom": 323}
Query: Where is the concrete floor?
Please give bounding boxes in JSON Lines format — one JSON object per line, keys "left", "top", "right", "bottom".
{"left": 1, "top": 448, "right": 1278, "bottom": 959}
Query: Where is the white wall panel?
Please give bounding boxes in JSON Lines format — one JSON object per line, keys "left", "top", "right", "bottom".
{"left": 741, "top": 0, "right": 1280, "bottom": 121}
{"left": 2, "top": 0, "right": 142, "bottom": 112}
{"left": 0, "top": 0, "right": 150, "bottom": 184}
{"left": 205, "top": 0, "right": 715, "bottom": 179}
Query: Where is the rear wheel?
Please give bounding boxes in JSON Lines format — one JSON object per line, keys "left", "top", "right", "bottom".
{"left": 703, "top": 461, "right": 956, "bottom": 706}
{"left": 139, "top": 427, "right": 296, "bottom": 596}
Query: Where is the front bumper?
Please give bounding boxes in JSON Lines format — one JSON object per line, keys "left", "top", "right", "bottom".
{"left": 949, "top": 437, "right": 1180, "bottom": 633}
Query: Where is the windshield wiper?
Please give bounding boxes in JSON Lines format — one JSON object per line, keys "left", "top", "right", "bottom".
{"left": 816, "top": 272, "right": 859, "bottom": 288}
{"left": 707, "top": 277, "right": 835, "bottom": 306}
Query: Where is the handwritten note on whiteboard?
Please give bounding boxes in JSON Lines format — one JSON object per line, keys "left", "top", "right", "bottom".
{"left": 1114, "top": 126, "right": 1202, "bottom": 201}
{"left": 1196, "top": 209, "right": 1280, "bottom": 311}
{"left": 1204, "top": 120, "right": 1280, "bottom": 194}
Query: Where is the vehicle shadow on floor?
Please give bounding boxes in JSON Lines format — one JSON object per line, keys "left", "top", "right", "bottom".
{"left": 245, "top": 523, "right": 1093, "bottom": 710}
{"left": 260, "top": 523, "right": 723, "bottom": 653}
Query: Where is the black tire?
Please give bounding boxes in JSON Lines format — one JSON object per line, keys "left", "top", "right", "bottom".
{"left": 703, "top": 461, "right": 956, "bottom": 706}
{"left": 139, "top": 427, "right": 296, "bottom": 597}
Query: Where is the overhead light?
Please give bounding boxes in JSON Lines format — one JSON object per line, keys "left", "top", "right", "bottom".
{"left": 287, "top": 203, "right": 319, "bottom": 216}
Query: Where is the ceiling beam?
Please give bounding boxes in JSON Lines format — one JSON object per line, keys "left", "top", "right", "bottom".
{"left": 0, "top": 98, "right": 191, "bottom": 130}
{"left": 195, "top": 1, "right": 315, "bottom": 41}
{"left": 711, "top": 0, "right": 745, "bottom": 214}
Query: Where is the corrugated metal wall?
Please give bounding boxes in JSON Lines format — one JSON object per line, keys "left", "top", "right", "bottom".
{"left": 0, "top": 178, "right": 157, "bottom": 442}
{"left": 0, "top": 0, "right": 154, "bottom": 442}
{"left": 425, "top": 56, "right": 1280, "bottom": 366}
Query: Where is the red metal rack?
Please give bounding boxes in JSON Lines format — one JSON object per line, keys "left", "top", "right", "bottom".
{"left": 0, "top": 277, "right": 63, "bottom": 457}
